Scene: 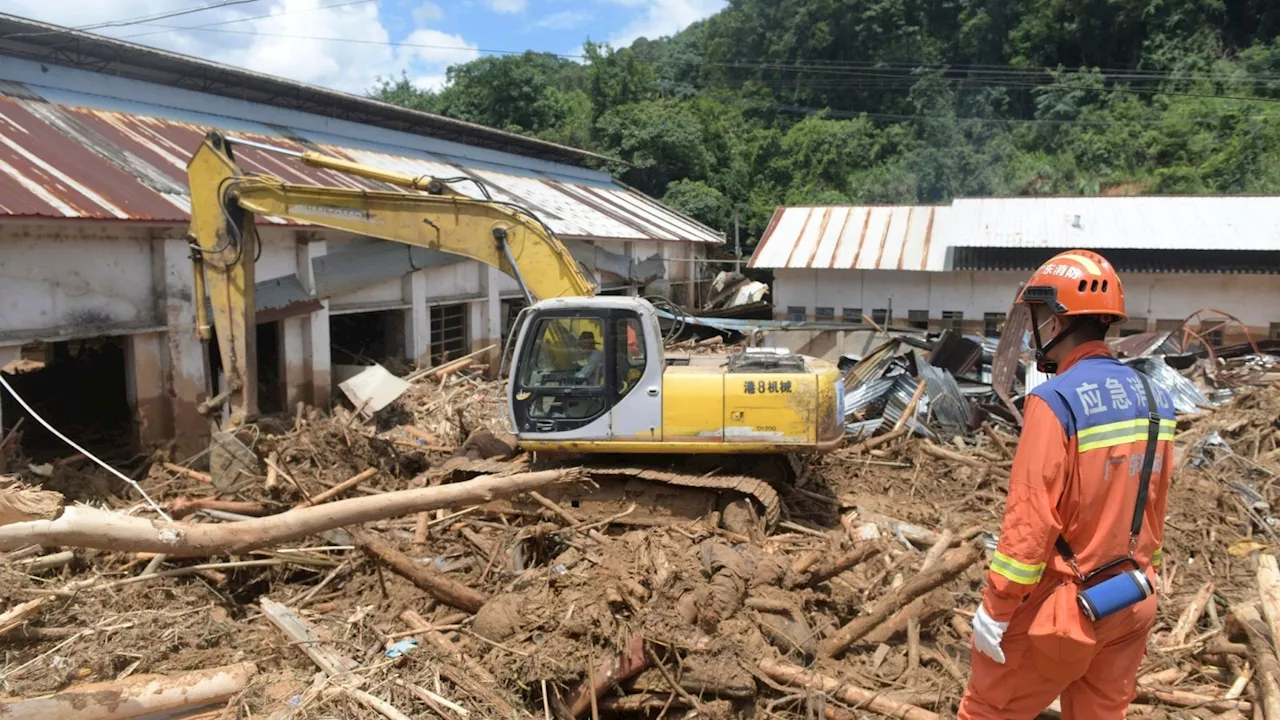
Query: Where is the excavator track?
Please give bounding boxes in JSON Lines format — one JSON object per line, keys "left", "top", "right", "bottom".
{"left": 434, "top": 457, "right": 786, "bottom": 532}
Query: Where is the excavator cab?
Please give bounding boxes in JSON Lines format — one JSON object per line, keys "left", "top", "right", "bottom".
{"left": 508, "top": 297, "right": 665, "bottom": 443}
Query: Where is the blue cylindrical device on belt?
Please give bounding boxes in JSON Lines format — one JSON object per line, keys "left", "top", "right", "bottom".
{"left": 1077, "top": 569, "right": 1154, "bottom": 621}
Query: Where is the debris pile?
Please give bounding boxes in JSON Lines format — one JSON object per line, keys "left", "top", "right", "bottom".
{"left": 0, "top": 356, "right": 1278, "bottom": 719}
{"left": 840, "top": 317, "right": 1280, "bottom": 444}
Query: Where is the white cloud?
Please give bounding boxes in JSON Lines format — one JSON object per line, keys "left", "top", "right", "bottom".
{"left": 535, "top": 10, "right": 591, "bottom": 29}
{"left": 611, "top": 0, "right": 725, "bottom": 46}
{"left": 485, "top": 0, "right": 526, "bottom": 13}
{"left": 0, "top": 0, "right": 479, "bottom": 95}
{"left": 411, "top": 1, "right": 444, "bottom": 23}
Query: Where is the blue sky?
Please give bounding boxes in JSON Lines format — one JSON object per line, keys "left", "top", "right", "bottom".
{"left": 0, "top": 0, "right": 726, "bottom": 93}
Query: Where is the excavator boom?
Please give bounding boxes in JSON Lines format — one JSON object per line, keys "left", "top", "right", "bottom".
{"left": 187, "top": 131, "right": 594, "bottom": 423}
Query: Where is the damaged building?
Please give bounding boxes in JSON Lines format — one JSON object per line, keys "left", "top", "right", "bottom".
{"left": 751, "top": 197, "right": 1280, "bottom": 357}
{"left": 0, "top": 14, "right": 724, "bottom": 459}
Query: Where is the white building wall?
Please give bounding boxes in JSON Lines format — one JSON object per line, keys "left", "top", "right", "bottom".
{"left": 0, "top": 220, "right": 713, "bottom": 449}
{"left": 774, "top": 268, "right": 1280, "bottom": 331}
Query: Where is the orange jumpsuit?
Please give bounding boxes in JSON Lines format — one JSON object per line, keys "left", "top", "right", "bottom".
{"left": 958, "top": 341, "right": 1176, "bottom": 719}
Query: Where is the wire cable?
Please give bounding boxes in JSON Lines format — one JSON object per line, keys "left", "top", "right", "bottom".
{"left": 0, "top": 372, "right": 171, "bottom": 521}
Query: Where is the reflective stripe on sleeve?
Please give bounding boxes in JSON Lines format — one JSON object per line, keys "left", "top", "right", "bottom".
{"left": 989, "top": 552, "right": 1046, "bottom": 585}
{"left": 1152, "top": 547, "right": 1162, "bottom": 567}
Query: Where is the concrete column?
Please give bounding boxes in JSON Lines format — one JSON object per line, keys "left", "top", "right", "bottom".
{"left": 0, "top": 345, "right": 19, "bottom": 436}
{"left": 298, "top": 237, "right": 331, "bottom": 409}
{"left": 160, "top": 237, "right": 210, "bottom": 459}
{"left": 403, "top": 271, "right": 430, "bottom": 365}
{"left": 281, "top": 318, "right": 307, "bottom": 410}
{"left": 479, "top": 266, "right": 502, "bottom": 378}
{"left": 125, "top": 331, "right": 171, "bottom": 450}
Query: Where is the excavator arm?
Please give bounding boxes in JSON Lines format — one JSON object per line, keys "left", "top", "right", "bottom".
{"left": 186, "top": 131, "right": 596, "bottom": 426}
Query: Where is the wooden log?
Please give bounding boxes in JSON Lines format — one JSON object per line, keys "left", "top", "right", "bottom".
{"left": 565, "top": 635, "right": 649, "bottom": 719}
{"left": 1258, "top": 555, "right": 1280, "bottom": 652}
{"left": 1229, "top": 604, "right": 1280, "bottom": 720}
{"left": 0, "top": 661, "right": 257, "bottom": 720}
{"left": 356, "top": 531, "right": 487, "bottom": 613}
{"left": 295, "top": 468, "right": 378, "bottom": 508}
{"left": 161, "top": 463, "right": 213, "bottom": 484}
{"left": 1133, "top": 687, "right": 1252, "bottom": 714}
{"left": 806, "top": 543, "right": 883, "bottom": 586}
{"left": 863, "top": 590, "right": 956, "bottom": 645}
{"left": 819, "top": 542, "right": 983, "bottom": 658}
{"left": 406, "top": 345, "right": 497, "bottom": 382}
{"left": 1166, "top": 581, "right": 1215, "bottom": 647}
{"left": 845, "top": 427, "right": 910, "bottom": 455}
{"left": 14, "top": 550, "right": 73, "bottom": 573}
{"left": 759, "top": 657, "right": 939, "bottom": 720}
{"left": 170, "top": 497, "right": 271, "bottom": 520}
{"left": 0, "top": 483, "right": 64, "bottom": 527}
{"left": 0, "top": 468, "right": 580, "bottom": 553}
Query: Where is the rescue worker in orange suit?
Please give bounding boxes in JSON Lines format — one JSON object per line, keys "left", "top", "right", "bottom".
{"left": 958, "top": 250, "right": 1176, "bottom": 720}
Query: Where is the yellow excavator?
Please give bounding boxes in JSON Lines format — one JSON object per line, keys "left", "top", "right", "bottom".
{"left": 186, "top": 131, "right": 844, "bottom": 531}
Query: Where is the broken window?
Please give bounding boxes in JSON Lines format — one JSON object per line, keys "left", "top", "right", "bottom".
{"left": 816, "top": 307, "right": 834, "bottom": 321}
{"left": 430, "top": 304, "right": 468, "bottom": 365}
{"left": 0, "top": 338, "right": 133, "bottom": 464}
{"left": 983, "top": 312, "right": 1006, "bottom": 338}
{"left": 871, "top": 308, "right": 889, "bottom": 326}
{"left": 942, "top": 311, "right": 964, "bottom": 333}
{"left": 1271, "top": 322, "right": 1280, "bottom": 341}
{"left": 842, "top": 308, "right": 862, "bottom": 324}
{"left": 330, "top": 310, "right": 405, "bottom": 365}
{"left": 907, "top": 310, "right": 929, "bottom": 330}
{"left": 1118, "top": 316, "right": 1148, "bottom": 337}
{"left": 786, "top": 306, "right": 805, "bottom": 322}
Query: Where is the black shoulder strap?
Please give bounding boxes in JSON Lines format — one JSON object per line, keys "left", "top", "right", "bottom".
{"left": 1055, "top": 370, "right": 1161, "bottom": 569}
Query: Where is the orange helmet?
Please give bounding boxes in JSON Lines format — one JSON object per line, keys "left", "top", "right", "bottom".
{"left": 1017, "top": 249, "right": 1126, "bottom": 323}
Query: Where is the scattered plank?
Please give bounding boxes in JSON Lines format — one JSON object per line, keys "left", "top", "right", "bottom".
{"left": 0, "top": 598, "right": 48, "bottom": 637}
{"left": 295, "top": 468, "right": 378, "bottom": 508}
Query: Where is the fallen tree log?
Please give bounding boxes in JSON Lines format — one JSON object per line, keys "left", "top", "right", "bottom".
{"left": 0, "top": 469, "right": 580, "bottom": 554}
{"left": 355, "top": 530, "right": 487, "bottom": 613}
{"left": 759, "top": 658, "right": 939, "bottom": 720}
{"left": 820, "top": 542, "right": 983, "bottom": 658}
{"left": 0, "top": 661, "right": 256, "bottom": 720}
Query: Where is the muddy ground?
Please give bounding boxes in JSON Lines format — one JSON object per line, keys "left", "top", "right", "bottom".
{"left": 0, "top": 371, "right": 1278, "bottom": 719}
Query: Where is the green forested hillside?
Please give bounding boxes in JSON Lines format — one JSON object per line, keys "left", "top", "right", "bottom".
{"left": 371, "top": 0, "right": 1280, "bottom": 247}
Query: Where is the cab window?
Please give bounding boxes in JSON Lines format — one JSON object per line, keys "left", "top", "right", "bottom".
{"left": 616, "top": 317, "right": 646, "bottom": 396}
{"left": 519, "top": 317, "right": 605, "bottom": 389}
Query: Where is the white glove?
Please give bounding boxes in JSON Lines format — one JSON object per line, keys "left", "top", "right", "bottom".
{"left": 972, "top": 604, "right": 1009, "bottom": 664}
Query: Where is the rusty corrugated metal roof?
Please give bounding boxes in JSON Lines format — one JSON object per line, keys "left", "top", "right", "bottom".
{"left": 747, "top": 205, "right": 949, "bottom": 271}
{"left": 0, "top": 84, "right": 723, "bottom": 244}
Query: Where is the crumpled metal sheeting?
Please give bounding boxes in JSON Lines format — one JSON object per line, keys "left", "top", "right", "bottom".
{"left": 843, "top": 376, "right": 898, "bottom": 419}
{"left": 881, "top": 375, "right": 934, "bottom": 438}
{"left": 917, "top": 363, "right": 972, "bottom": 435}
{"left": 1122, "top": 357, "right": 1215, "bottom": 414}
